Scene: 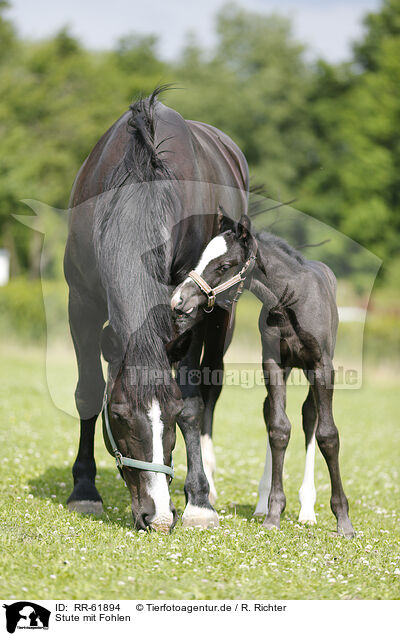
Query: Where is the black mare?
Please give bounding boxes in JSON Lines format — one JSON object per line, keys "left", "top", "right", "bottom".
{"left": 171, "top": 214, "right": 355, "bottom": 536}
{"left": 64, "top": 89, "right": 248, "bottom": 532}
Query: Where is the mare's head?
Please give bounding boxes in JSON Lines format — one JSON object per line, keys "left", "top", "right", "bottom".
{"left": 171, "top": 213, "right": 256, "bottom": 327}
{"left": 100, "top": 324, "right": 191, "bottom": 533}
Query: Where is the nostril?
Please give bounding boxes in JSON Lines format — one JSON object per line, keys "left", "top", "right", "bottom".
{"left": 174, "top": 305, "right": 195, "bottom": 317}
{"left": 173, "top": 303, "right": 183, "bottom": 314}
{"left": 133, "top": 511, "right": 151, "bottom": 531}
{"left": 171, "top": 294, "right": 183, "bottom": 311}
{"left": 174, "top": 306, "right": 187, "bottom": 317}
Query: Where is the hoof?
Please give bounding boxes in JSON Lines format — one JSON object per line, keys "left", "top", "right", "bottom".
{"left": 336, "top": 522, "right": 355, "bottom": 538}
{"left": 67, "top": 500, "right": 103, "bottom": 515}
{"left": 253, "top": 502, "right": 268, "bottom": 518}
{"left": 263, "top": 518, "right": 280, "bottom": 531}
{"left": 253, "top": 511, "right": 266, "bottom": 519}
{"left": 298, "top": 510, "right": 317, "bottom": 525}
{"left": 329, "top": 530, "right": 354, "bottom": 539}
{"left": 182, "top": 504, "right": 219, "bottom": 529}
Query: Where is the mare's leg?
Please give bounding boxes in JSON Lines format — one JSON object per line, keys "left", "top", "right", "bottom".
{"left": 176, "top": 323, "right": 219, "bottom": 528}
{"left": 66, "top": 290, "right": 106, "bottom": 514}
{"left": 314, "top": 363, "right": 354, "bottom": 536}
{"left": 263, "top": 360, "right": 291, "bottom": 530}
{"left": 200, "top": 306, "right": 233, "bottom": 505}
{"left": 298, "top": 386, "right": 318, "bottom": 524}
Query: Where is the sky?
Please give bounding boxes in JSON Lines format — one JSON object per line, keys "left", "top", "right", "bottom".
{"left": 6, "top": 0, "right": 380, "bottom": 63}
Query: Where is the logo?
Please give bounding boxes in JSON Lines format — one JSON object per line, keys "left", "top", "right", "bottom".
{"left": 2, "top": 603, "right": 50, "bottom": 633}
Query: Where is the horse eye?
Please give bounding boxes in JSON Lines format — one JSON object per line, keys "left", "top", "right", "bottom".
{"left": 111, "top": 403, "right": 129, "bottom": 421}
{"left": 219, "top": 263, "right": 230, "bottom": 272}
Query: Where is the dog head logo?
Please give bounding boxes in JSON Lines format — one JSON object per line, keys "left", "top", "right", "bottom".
{"left": 2, "top": 602, "right": 50, "bottom": 633}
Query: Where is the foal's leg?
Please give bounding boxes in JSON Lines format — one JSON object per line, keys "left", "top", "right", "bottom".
{"left": 262, "top": 360, "right": 291, "bottom": 530}
{"left": 314, "top": 364, "right": 354, "bottom": 536}
{"left": 298, "top": 386, "right": 318, "bottom": 524}
{"left": 200, "top": 306, "right": 233, "bottom": 505}
{"left": 176, "top": 324, "right": 219, "bottom": 528}
{"left": 256, "top": 386, "right": 318, "bottom": 521}
{"left": 66, "top": 290, "right": 106, "bottom": 514}
{"left": 253, "top": 434, "right": 272, "bottom": 517}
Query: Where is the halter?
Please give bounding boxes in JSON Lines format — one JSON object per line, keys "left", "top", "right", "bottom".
{"left": 187, "top": 247, "right": 257, "bottom": 312}
{"left": 102, "top": 393, "right": 174, "bottom": 479}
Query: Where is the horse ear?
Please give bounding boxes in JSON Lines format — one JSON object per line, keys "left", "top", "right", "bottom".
{"left": 101, "top": 325, "right": 123, "bottom": 363}
{"left": 166, "top": 329, "right": 193, "bottom": 364}
{"left": 236, "top": 214, "right": 252, "bottom": 242}
{"left": 217, "top": 205, "right": 236, "bottom": 234}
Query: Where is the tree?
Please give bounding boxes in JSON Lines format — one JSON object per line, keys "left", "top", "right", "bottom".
{"left": 170, "top": 3, "right": 316, "bottom": 202}
{"left": 301, "top": 0, "right": 400, "bottom": 275}
{"left": 0, "top": 24, "right": 172, "bottom": 275}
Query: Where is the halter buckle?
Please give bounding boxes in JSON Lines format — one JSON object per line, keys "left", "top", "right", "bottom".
{"left": 238, "top": 254, "right": 256, "bottom": 279}
{"left": 204, "top": 290, "right": 216, "bottom": 312}
{"left": 232, "top": 279, "right": 245, "bottom": 305}
{"left": 114, "top": 451, "right": 123, "bottom": 469}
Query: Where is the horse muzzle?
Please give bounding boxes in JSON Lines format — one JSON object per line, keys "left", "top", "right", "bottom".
{"left": 133, "top": 504, "right": 177, "bottom": 533}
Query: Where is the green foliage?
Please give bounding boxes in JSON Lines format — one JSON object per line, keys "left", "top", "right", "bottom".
{"left": 0, "top": 17, "right": 171, "bottom": 274}
{"left": 0, "top": 1, "right": 15, "bottom": 61}
{"left": 354, "top": 0, "right": 400, "bottom": 70}
{"left": 169, "top": 4, "right": 315, "bottom": 200}
{"left": 301, "top": 0, "right": 400, "bottom": 270}
{"left": 0, "top": 277, "right": 45, "bottom": 340}
{"left": 0, "top": 277, "right": 67, "bottom": 341}
{"left": 364, "top": 313, "right": 400, "bottom": 361}
{"left": 0, "top": 0, "right": 399, "bottom": 291}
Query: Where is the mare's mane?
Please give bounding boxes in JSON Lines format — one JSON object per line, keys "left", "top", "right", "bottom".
{"left": 95, "top": 87, "right": 179, "bottom": 407}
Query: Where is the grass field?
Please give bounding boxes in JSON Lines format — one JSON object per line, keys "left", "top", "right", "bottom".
{"left": 0, "top": 345, "right": 399, "bottom": 600}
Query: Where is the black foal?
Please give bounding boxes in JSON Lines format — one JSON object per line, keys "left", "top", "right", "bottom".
{"left": 171, "top": 214, "right": 354, "bottom": 536}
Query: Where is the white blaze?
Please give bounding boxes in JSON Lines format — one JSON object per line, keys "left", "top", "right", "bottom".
{"left": 298, "top": 434, "right": 317, "bottom": 524}
{"left": 194, "top": 235, "right": 228, "bottom": 275}
{"left": 170, "top": 235, "right": 228, "bottom": 309}
{"left": 147, "top": 399, "right": 173, "bottom": 530}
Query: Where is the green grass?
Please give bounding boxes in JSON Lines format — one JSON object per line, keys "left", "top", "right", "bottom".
{"left": 0, "top": 346, "right": 399, "bottom": 600}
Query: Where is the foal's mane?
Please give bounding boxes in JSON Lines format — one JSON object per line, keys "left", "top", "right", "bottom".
{"left": 257, "top": 231, "right": 305, "bottom": 265}
{"left": 95, "top": 87, "right": 180, "bottom": 407}
{"left": 247, "top": 182, "right": 305, "bottom": 265}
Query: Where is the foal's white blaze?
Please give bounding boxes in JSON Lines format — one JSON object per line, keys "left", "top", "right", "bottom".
{"left": 170, "top": 235, "right": 228, "bottom": 310}
{"left": 146, "top": 399, "right": 173, "bottom": 532}
{"left": 194, "top": 235, "right": 228, "bottom": 276}
{"left": 201, "top": 434, "right": 217, "bottom": 505}
{"left": 298, "top": 434, "right": 317, "bottom": 524}
{"left": 254, "top": 439, "right": 272, "bottom": 517}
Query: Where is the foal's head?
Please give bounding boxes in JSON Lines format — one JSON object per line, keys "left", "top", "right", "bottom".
{"left": 171, "top": 213, "right": 256, "bottom": 322}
